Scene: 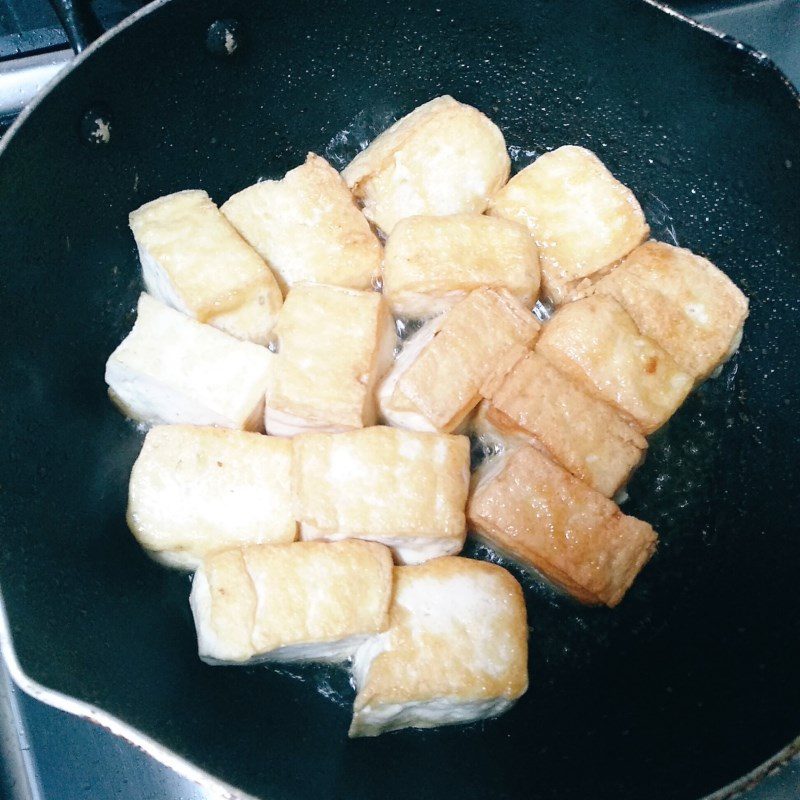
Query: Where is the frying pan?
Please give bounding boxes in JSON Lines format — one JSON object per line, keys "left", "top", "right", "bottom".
{"left": 0, "top": 0, "right": 798, "bottom": 798}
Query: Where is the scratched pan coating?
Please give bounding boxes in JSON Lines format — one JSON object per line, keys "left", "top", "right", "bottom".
{"left": 0, "top": 0, "right": 798, "bottom": 798}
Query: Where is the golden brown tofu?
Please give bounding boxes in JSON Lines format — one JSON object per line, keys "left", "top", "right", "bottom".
{"left": 592, "top": 240, "right": 749, "bottom": 380}
{"left": 468, "top": 446, "right": 657, "bottom": 607}
{"left": 382, "top": 214, "right": 540, "bottom": 318}
{"left": 129, "top": 190, "right": 283, "bottom": 344}
{"left": 127, "top": 425, "right": 295, "bottom": 569}
{"left": 488, "top": 146, "right": 649, "bottom": 305}
{"left": 221, "top": 154, "right": 382, "bottom": 294}
{"left": 292, "top": 426, "right": 470, "bottom": 564}
{"left": 536, "top": 295, "right": 693, "bottom": 434}
{"left": 481, "top": 350, "right": 646, "bottom": 497}
{"left": 342, "top": 96, "right": 510, "bottom": 235}
{"left": 264, "top": 283, "right": 396, "bottom": 435}
{"left": 378, "top": 288, "right": 540, "bottom": 433}
{"left": 190, "top": 540, "right": 393, "bottom": 664}
{"left": 350, "top": 557, "right": 528, "bottom": 736}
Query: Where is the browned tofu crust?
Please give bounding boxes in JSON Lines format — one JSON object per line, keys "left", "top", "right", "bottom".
{"left": 481, "top": 350, "right": 646, "bottom": 497}
{"left": 343, "top": 96, "right": 510, "bottom": 235}
{"left": 536, "top": 294, "right": 693, "bottom": 434}
{"left": 487, "top": 146, "right": 649, "bottom": 305}
{"left": 382, "top": 214, "right": 541, "bottom": 317}
{"left": 468, "top": 445, "right": 657, "bottom": 607}
{"left": 382, "top": 288, "right": 540, "bottom": 432}
{"left": 592, "top": 240, "right": 749, "bottom": 380}
{"left": 353, "top": 557, "right": 528, "bottom": 712}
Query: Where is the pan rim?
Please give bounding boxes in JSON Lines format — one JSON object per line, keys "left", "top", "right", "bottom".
{"left": 0, "top": 0, "right": 797, "bottom": 797}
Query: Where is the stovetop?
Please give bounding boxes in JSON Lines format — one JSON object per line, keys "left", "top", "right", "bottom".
{"left": 1, "top": 2, "right": 799, "bottom": 799}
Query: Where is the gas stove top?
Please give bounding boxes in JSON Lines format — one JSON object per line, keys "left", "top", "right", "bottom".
{"left": 1, "top": 2, "right": 798, "bottom": 799}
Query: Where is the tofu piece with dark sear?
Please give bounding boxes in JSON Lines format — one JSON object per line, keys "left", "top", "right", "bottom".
{"left": 264, "top": 283, "right": 396, "bottom": 436}
{"left": 468, "top": 445, "right": 657, "bottom": 607}
{"left": 105, "top": 293, "right": 272, "bottom": 430}
{"left": 190, "top": 540, "right": 393, "bottom": 664}
{"left": 481, "top": 349, "right": 646, "bottom": 497}
{"left": 292, "top": 426, "right": 470, "bottom": 564}
{"left": 343, "top": 96, "right": 510, "bottom": 235}
{"left": 378, "top": 288, "right": 540, "bottom": 433}
{"left": 129, "top": 190, "right": 283, "bottom": 345}
{"left": 591, "top": 240, "right": 749, "bottom": 381}
{"left": 349, "top": 556, "right": 528, "bottom": 737}
{"left": 127, "top": 425, "right": 295, "bottom": 569}
{"left": 382, "top": 214, "right": 540, "bottom": 318}
{"left": 536, "top": 294, "right": 693, "bottom": 434}
{"left": 488, "top": 146, "right": 649, "bottom": 305}
{"left": 221, "top": 154, "right": 383, "bottom": 294}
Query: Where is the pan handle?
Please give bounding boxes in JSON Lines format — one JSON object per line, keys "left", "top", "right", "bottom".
{"left": 47, "top": 0, "right": 103, "bottom": 54}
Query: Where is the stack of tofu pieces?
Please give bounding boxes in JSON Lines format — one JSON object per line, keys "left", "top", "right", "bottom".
{"left": 105, "top": 95, "right": 748, "bottom": 736}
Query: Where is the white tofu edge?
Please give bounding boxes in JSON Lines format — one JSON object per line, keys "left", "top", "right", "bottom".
{"left": 377, "top": 315, "right": 443, "bottom": 431}
{"left": 388, "top": 289, "right": 470, "bottom": 320}
{"left": 349, "top": 696, "right": 515, "bottom": 737}
{"left": 298, "top": 527, "right": 464, "bottom": 565}
{"left": 707, "top": 325, "right": 744, "bottom": 381}
{"left": 148, "top": 547, "right": 202, "bottom": 571}
{"left": 264, "top": 300, "right": 397, "bottom": 435}
{"left": 106, "top": 362, "right": 253, "bottom": 430}
{"left": 189, "top": 569, "right": 377, "bottom": 665}
{"left": 265, "top": 408, "right": 355, "bottom": 437}
{"left": 137, "top": 243, "right": 192, "bottom": 317}
{"left": 349, "top": 633, "right": 514, "bottom": 737}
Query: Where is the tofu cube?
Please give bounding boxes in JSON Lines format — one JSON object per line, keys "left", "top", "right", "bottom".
{"left": 221, "top": 154, "right": 383, "bottom": 294}
{"left": 292, "top": 426, "right": 470, "bottom": 564}
{"left": 536, "top": 295, "right": 693, "bottom": 434}
{"left": 105, "top": 293, "right": 272, "bottom": 430}
{"left": 382, "top": 214, "right": 540, "bottom": 318}
{"left": 488, "top": 146, "right": 649, "bottom": 305}
{"left": 481, "top": 349, "right": 646, "bottom": 497}
{"left": 127, "top": 425, "right": 295, "bottom": 569}
{"left": 264, "top": 283, "right": 396, "bottom": 435}
{"left": 378, "top": 288, "right": 540, "bottom": 433}
{"left": 342, "top": 96, "right": 510, "bottom": 235}
{"left": 468, "top": 445, "right": 657, "bottom": 607}
{"left": 350, "top": 556, "right": 528, "bottom": 737}
{"left": 129, "top": 190, "right": 282, "bottom": 345}
{"left": 470, "top": 398, "right": 533, "bottom": 455}
{"left": 190, "top": 540, "right": 393, "bottom": 664}
{"left": 592, "top": 240, "right": 749, "bottom": 381}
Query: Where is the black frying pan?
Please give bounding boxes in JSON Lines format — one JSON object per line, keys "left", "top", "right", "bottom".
{"left": 1, "top": 1, "right": 799, "bottom": 798}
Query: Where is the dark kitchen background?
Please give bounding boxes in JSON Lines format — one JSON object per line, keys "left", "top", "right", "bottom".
{"left": 1, "top": 1, "right": 798, "bottom": 798}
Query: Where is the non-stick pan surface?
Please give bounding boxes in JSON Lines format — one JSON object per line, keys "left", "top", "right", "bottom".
{"left": 1, "top": 1, "right": 799, "bottom": 798}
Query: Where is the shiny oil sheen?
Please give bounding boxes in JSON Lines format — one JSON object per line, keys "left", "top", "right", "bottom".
{"left": 0, "top": 0, "right": 799, "bottom": 798}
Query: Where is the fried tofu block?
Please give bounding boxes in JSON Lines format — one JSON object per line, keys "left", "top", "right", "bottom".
{"left": 536, "top": 295, "right": 693, "bottom": 434}
{"left": 105, "top": 293, "right": 271, "bottom": 429}
{"left": 129, "top": 190, "right": 282, "bottom": 345}
{"left": 468, "top": 446, "right": 657, "bottom": 607}
{"left": 190, "top": 540, "right": 393, "bottom": 664}
{"left": 349, "top": 556, "right": 528, "bottom": 737}
{"left": 378, "top": 288, "right": 540, "bottom": 432}
{"left": 481, "top": 350, "right": 646, "bottom": 497}
{"left": 221, "top": 154, "right": 382, "bottom": 294}
{"left": 488, "top": 146, "right": 649, "bottom": 305}
{"left": 382, "top": 214, "right": 540, "bottom": 318}
{"left": 127, "top": 426, "right": 295, "bottom": 569}
{"left": 592, "top": 241, "right": 749, "bottom": 381}
{"left": 293, "top": 427, "right": 470, "bottom": 564}
{"left": 342, "top": 96, "right": 510, "bottom": 235}
{"left": 470, "top": 399, "right": 532, "bottom": 454}
{"left": 264, "top": 283, "right": 396, "bottom": 435}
